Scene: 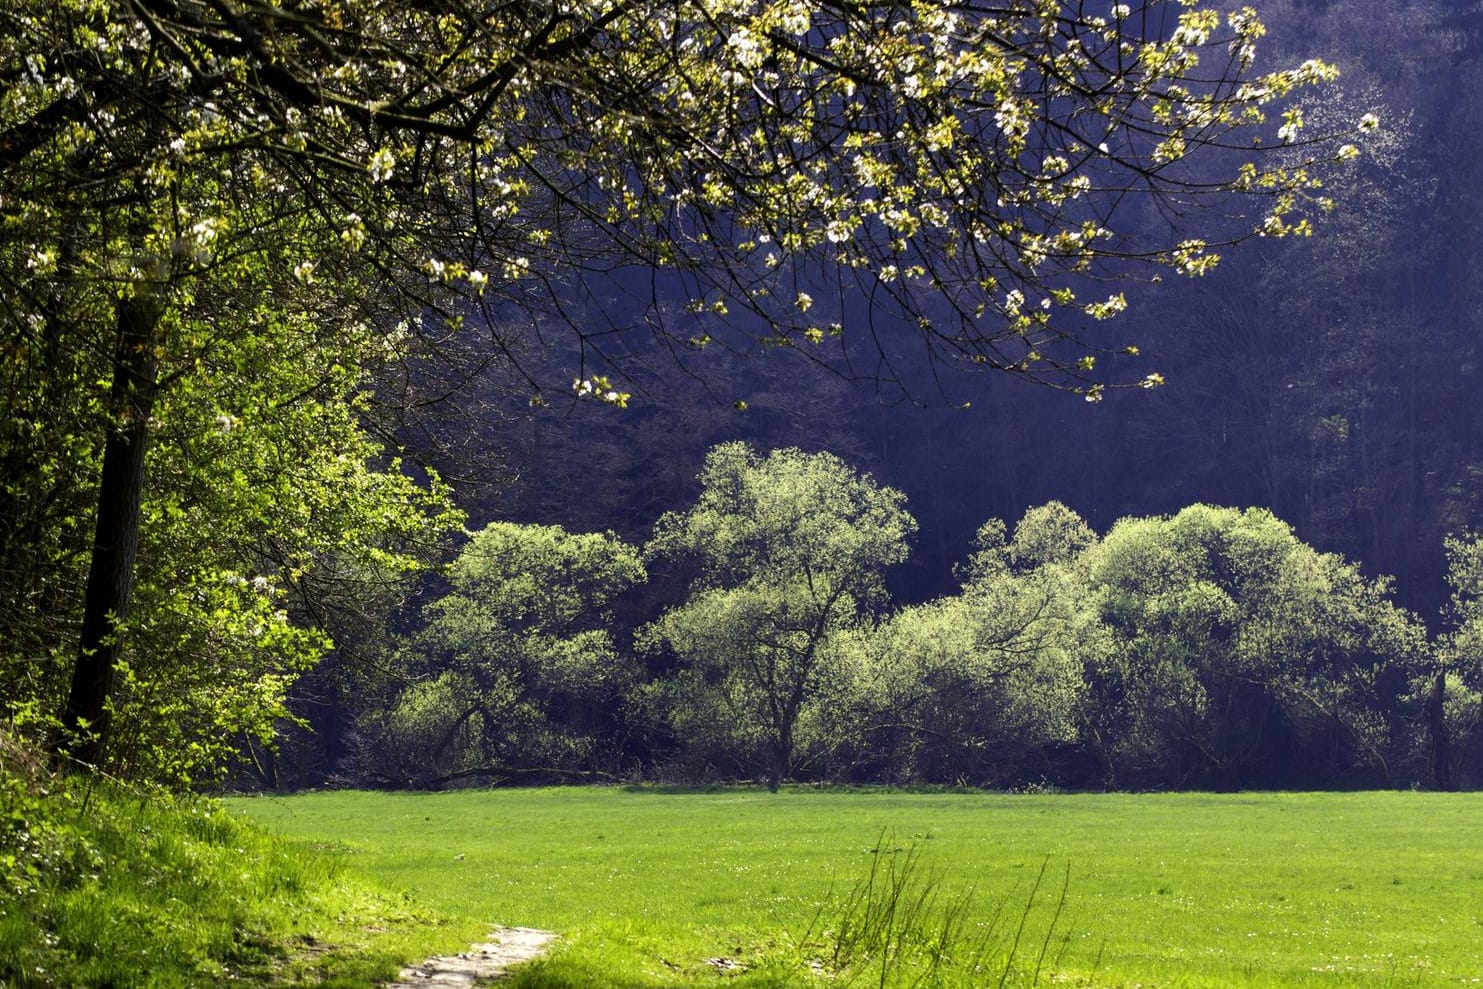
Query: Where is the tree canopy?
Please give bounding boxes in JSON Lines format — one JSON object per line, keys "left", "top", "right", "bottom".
{"left": 350, "top": 522, "right": 644, "bottom": 787}
{"left": 643, "top": 442, "right": 915, "bottom": 788}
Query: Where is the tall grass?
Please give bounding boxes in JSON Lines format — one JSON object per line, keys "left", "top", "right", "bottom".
{"left": 0, "top": 764, "right": 476, "bottom": 988}
{"left": 787, "top": 834, "right": 1073, "bottom": 989}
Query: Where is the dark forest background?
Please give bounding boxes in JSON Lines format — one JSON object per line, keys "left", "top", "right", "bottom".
{"left": 429, "top": 0, "right": 1483, "bottom": 623}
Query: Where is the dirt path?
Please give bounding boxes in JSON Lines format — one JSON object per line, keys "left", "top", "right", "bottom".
{"left": 386, "top": 926, "right": 558, "bottom": 988}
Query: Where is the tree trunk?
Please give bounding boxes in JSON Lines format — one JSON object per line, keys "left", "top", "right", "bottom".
{"left": 1424, "top": 667, "right": 1453, "bottom": 791}
{"left": 53, "top": 293, "right": 162, "bottom": 770}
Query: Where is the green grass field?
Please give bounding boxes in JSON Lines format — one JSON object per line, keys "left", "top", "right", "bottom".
{"left": 230, "top": 788, "right": 1483, "bottom": 989}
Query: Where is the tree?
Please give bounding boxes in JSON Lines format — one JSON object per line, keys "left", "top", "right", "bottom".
{"left": 1427, "top": 534, "right": 1483, "bottom": 789}
{"left": 831, "top": 503, "right": 1094, "bottom": 785}
{"left": 1, "top": 0, "right": 1363, "bottom": 778}
{"left": 349, "top": 522, "right": 644, "bottom": 787}
{"left": 1082, "top": 505, "right": 1424, "bottom": 789}
{"left": 643, "top": 442, "right": 914, "bottom": 789}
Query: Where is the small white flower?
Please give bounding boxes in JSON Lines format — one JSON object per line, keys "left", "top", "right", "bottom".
{"left": 726, "top": 27, "right": 765, "bottom": 68}
{"left": 1358, "top": 112, "right": 1381, "bottom": 131}
{"left": 190, "top": 218, "right": 220, "bottom": 246}
{"left": 292, "top": 260, "right": 315, "bottom": 284}
{"left": 340, "top": 214, "right": 366, "bottom": 251}
{"left": 27, "top": 247, "right": 55, "bottom": 272}
{"left": 777, "top": 1, "right": 811, "bottom": 35}
{"left": 467, "top": 269, "right": 488, "bottom": 290}
{"left": 214, "top": 413, "right": 239, "bottom": 432}
{"left": 825, "top": 219, "right": 852, "bottom": 244}
{"left": 1335, "top": 144, "right": 1361, "bottom": 162}
{"left": 1111, "top": 4, "right": 1130, "bottom": 20}
{"left": 368, "top": 147, "right": 396, "bottom": 183}
{"left": 795, "top": 292, "right": 813, "bottom": 312}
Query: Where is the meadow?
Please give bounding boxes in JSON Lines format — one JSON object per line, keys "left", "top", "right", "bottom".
{"left": 231, "top": 788, "right": 1483, "bottom": 989}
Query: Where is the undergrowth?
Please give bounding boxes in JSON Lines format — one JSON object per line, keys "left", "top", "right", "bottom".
{"left": 0, "top": 737, "right": 457, "bottom": 988}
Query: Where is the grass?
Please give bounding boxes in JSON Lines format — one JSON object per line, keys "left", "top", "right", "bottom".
{"left": 230, "top": 787, "right": 1483, "bottom": 989}
{"left": 0, "top": 771, "right": 476, "bottom": 988}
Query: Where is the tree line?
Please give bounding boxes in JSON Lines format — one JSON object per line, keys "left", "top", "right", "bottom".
{"left": 324, "top": 442, "right": 1483, "bottom": 793}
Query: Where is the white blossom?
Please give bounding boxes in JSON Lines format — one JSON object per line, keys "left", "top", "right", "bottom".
{"left": 368, "top": 147, "right": 396, "bottom": 183}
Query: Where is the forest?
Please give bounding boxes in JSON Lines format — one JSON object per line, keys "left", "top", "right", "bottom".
{"left": 4, "top": 0, "right": 1483, "bottom": 799}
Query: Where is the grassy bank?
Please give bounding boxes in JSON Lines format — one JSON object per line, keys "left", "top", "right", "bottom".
{"left": 0, "top": 770, "right": 478, "bottom": 988}
{"left": 233, "top": 787, "right": 1483, "bottom": 989}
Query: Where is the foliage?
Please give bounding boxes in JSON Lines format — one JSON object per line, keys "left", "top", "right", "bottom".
{"left": 1081, "top": 504, "right": 1425, "bottom": 789}
{"left": 0, "top": 265, "right": 465, "bottom": 781}
{"left": 0, "top": 735, "right": 475, "bottom": 989}
{"left": 828, "top": 504, "right": 1095, "bottom": 785}
{"left": 350, "top": 522, "right": 645, "bottom": 787}
{"left": 0, "top": 0, "right": 1364, "bottom": 378}
{"left": 644, "top": 442, "right": 915, "bottom": 788}
{"left": 1427, "top": 533, "right": 1483, "bottom": 786}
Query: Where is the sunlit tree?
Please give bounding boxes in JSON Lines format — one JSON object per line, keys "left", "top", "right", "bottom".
{"left": 1083, "top": 505, "right": 1424, "bottom": 788}
{"left": 643, "top": 442, "right": 914, "bottom": 789}
{"left": 820, "top": 502, "right": 1094, "bottom": 785}
{"left": 350, "top": 522, "right": 644, "bottom": 787}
